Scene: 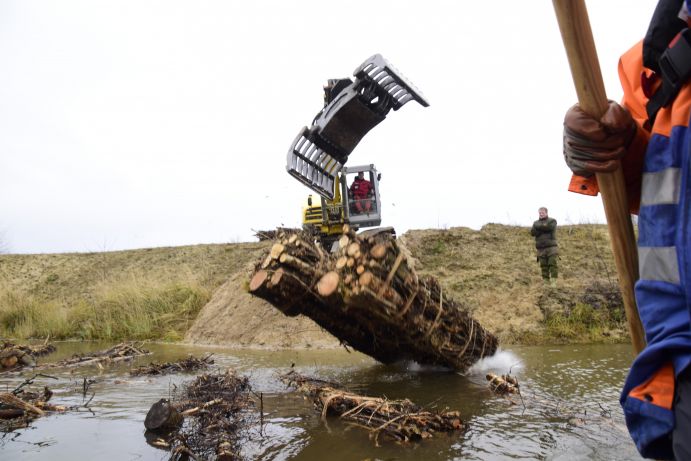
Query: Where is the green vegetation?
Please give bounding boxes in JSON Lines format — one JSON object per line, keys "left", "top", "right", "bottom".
{"left": 544, "top": 303, "right": 625, "bottom": 343}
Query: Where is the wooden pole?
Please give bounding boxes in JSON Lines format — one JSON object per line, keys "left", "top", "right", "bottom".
{"left": 552, "top": 0, "right": 646, "bottom": 354}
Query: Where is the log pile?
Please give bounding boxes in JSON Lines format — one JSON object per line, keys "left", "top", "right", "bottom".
{"left": 38, "top": 342, "right": 150, "bottom": 370}
{"left": 130, "top": 354, "right": 214, "bottom": 376}
{"left": 281, "top": 370, "right": 466, "bottom": 445}
{"left": 0, "top": 339, "right": 56, "bottom": 372}
{"left": 250, "top": 228, "right": 498, "bottom": 371}
{"left": 253, "top": 227, "right": 301, "bottom": 241}
{"left": 144, "top": 369, "right": 254, "bottom": 460}
{"left": 0, "top": 385, "right": 66, "bottom": 431}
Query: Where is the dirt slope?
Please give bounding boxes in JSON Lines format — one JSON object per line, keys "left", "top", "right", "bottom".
{"left": 183, "top": 260, "right": 339, "bottom": 348}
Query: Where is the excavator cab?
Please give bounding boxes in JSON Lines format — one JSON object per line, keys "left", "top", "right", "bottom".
{"left": 301, "top": 164, "right": 382, "bottom": 246}
{"left": 341, "top": 165, "right": 381, "bottom": 228}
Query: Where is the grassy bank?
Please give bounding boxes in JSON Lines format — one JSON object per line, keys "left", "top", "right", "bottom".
{"left": 0, "top": 242, "right": 268, "bottom": 340}
{"left": 0, "top": 225, "right": 631, "bottom": 345}
{"left": 0, "top": 279, "right": 209, "bottom": 341}
{"left": 399, "top": 224, "right": 628, "bottom": 344}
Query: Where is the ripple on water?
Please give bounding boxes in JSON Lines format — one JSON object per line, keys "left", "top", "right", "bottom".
{"left": 0, "top": 342, "right": 642, "bottom": 460}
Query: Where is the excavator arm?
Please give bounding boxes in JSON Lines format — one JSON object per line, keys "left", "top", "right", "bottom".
{"left": 286, "top": 54, "right": 428, "bottom": 200}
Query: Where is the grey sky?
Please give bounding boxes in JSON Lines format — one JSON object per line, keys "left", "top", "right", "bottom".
{"left": 0, "top": 1, "right": 656, "bottom": 254}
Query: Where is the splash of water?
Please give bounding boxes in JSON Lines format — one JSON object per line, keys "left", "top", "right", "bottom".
{"left": 466, "top": 349, "right": 523, "bottom": 376}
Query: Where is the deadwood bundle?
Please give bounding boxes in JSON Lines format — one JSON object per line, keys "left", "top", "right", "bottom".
{"left": 130, "top": 354, "right": 214, "bottom": 376}
{"left": 0, "top": 382, "right": 68, "bottom": 431}
{"left": 37, "top": 342, "right": 150, "bottom": 370}
{"left": 281, "top": 370, "right": 465, "bottom": 445}
{"left": 144, "top": 369, "right": 254, "bottom": 460}
{"left": 250, "top": 228, "right": 498, "bottom": 371}
{"left": 0, "top": 339, "right": 56, "bottom": 371}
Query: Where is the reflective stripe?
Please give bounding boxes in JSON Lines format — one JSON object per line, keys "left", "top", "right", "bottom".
{"left": 639, "top": 246, "right": 680, "bottom": 284}
{"left": 640, "top": 168, "right": 681, "bottom": 206}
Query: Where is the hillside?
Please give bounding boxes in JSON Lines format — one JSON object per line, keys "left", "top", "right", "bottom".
{"left": 0, "top": 224, "right": 628, "bottom": 346}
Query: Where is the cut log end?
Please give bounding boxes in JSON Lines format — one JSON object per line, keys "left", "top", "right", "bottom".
{"left": 338, "top": 235, "right": 350, "bottom": 250}
{"left": 270, "top": 243, "right": 285, "bottom": 260}
{"left": 317, "top": 271, "right": 340, "bottom": 297}
{"left": 370, "top": 244, "right": 387, "bottom": 259}
{"left": 260, "top": 255, "right": 273, "bottom": 269}
{"left": 144, "top": 399, "right": 183, "bottom": 431}
{"left": 335, "top": 256, "right": 348, "bottom": 269}
{"left": 358, "top": 271, "right": 374, "bottom": 287}
{"left": 270, "top": 268, "right": 285, "bottom": 286}
{"left": 249, "top": 270, "right": 269, "bottom": 292}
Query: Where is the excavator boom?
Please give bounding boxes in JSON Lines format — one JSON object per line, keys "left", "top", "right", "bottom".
{"left": 286, "top": 54, "right": 428, "bottom": 200}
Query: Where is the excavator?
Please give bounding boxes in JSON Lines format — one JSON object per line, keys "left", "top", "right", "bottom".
{"left": 286, "top": 54, "right": 428, "bottom": 249}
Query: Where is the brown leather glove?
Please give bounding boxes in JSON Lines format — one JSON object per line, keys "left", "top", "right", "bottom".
{"left": 563, "top": 101, "right": 636, "bottom": 177}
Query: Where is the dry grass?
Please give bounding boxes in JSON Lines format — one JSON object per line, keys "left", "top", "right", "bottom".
{"left": 399, "top": 224, "right": 628, "bottom": 344}
{"left": 0, "top": 225, "right": 630, "bottom": 345}
{"left": 0, "top": 242, "right": 269, "bottom": 340}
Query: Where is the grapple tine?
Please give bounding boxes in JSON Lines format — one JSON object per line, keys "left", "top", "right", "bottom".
{"left": 354, "top": 54, "right": 429, "bottom": 109}
{"left": 286, "top": 127, "right": 342, "bottom": 200}
{"left": 286, "top": 54, "right": 427, "bottom": 199}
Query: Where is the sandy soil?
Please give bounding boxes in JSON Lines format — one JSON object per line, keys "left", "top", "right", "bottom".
{"left": 184, "top": 261, "right": 340, "bottom": 349}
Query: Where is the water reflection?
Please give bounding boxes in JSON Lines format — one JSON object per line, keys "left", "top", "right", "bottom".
{"left": 0, "top": 342, "right": 641, "bottom": 460}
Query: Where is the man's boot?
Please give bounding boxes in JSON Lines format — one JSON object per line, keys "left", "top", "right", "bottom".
{"left": 550, "top": 279, "right": 557, "bottom": 288}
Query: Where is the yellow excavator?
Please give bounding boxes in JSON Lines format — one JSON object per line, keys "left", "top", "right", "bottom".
{"left": 301, "top": 163, "right": 385, "bottom": 249}
{"left": 286, "top": 54, "right": 428, "bottom": 248}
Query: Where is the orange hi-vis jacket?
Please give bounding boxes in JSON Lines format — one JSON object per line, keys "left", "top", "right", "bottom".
{"left": 568, "top": 38, "right": 691, "bottom": 459}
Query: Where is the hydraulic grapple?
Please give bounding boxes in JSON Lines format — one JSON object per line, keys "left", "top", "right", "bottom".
{"left": 286, "top": 54, "right": 429, "bottom": 200}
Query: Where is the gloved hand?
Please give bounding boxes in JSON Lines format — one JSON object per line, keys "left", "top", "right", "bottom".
{"left": 563, "top": 101, "right": 636, "bottom": 177}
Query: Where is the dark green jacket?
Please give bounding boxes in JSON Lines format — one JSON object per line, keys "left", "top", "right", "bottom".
{"left": 530, "top": 217, "right": 558, "bottom": 257}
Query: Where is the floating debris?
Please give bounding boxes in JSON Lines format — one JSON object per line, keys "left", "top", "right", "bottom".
{"left": 144, "top": 369, "right": 255, "bottom": 460}
{"left": 486, "top": 373, "right": 520, "bottom": 396}
{"left": 37, "top": 342, "right": 150, "bottom": 370}
{"left": 130, "top": 354, "right": 214, "bottom": 376}
{"left": 281, "top": 370, "right": 466, "bottom": 445}
{"left": 0, "top": 374, "right": 69, "bottom": 431}
{"left": 0, "top": 338, "right": 56, "bottom": 372}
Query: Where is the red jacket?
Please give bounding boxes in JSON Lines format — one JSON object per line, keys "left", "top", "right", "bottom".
{"left": 350, "top": 178, "right": 372, "bottom": 199}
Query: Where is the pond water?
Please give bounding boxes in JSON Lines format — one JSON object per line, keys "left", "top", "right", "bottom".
{"left": 0, "top": 342, "right": 642, "bottom": 460}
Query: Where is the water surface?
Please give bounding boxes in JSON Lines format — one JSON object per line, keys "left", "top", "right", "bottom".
{"left": 0, "top": 342, "right": 642, "bottom": 460}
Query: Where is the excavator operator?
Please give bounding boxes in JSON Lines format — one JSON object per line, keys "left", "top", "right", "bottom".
{"left": 350, "top": 171, "right": 373, "bottom": 214}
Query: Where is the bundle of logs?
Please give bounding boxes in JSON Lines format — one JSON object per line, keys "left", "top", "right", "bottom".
{"left": 486, "top": 373, "right": 520, "bottom": 396}
{"left": 0, "top": 383, "right": 66, "bottom": 431}
{"left": 249, "top": 228, "right": 498, "bottom": 371}
{"left": 144, "top": 369, "right": 254, "bottom": 460}
{"left": 281, "top": 370, "right": 465, "bottom": 445}
{"left": 130, "top": 354, "right": 214, "bottom": 377}
{"left": 0, "top": 339, "right": 56, "bottom": 371}
{"left": 38, "top": 342, "right": 150, "bottom": 370}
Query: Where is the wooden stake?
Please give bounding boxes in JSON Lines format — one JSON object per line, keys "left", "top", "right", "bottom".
{"left": 553, "top": 0, "right": 645, "bottom": 354}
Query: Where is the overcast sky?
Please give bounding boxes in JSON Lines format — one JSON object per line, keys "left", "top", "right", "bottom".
{"left": 0, "top": 1, "right": 657, "bottom": 254}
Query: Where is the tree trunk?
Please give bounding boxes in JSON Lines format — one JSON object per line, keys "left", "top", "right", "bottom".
{"left": 144, "top": 399, "right": 183, "bottom": 431}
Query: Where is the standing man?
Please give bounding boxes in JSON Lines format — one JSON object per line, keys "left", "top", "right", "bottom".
{"left": 561, "top": 1, "right": 691, "bottom": 458}
{"left": 530, "top": 207, "right": 558, "bottom": 287}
